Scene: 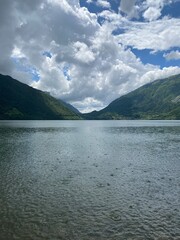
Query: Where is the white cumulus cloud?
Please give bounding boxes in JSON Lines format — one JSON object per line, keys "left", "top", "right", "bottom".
{"left": 163, "top": 50, "right": 180, "bottom": 60}
{"left": 143, "top": 7, "right": 162, "bottom": 21}
{"left": 97, "top": 0, "right": 111, "bottom": 8}
{"left": 116, "top": 18, "right": 180, "bottom": 51}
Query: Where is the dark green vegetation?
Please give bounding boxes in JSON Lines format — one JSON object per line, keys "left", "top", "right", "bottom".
{"left": 0, "top": 74, "right": 81, "bottom": 120}
{"left": 84, "top": 74, "right": 180, "bottom": 120}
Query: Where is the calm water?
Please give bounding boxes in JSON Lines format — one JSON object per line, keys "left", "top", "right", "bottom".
{"left": 0, "top": 120, "right": 180, "bottom": 240}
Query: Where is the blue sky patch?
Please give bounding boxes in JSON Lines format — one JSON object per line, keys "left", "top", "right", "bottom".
{"left": 162, "top": 1, "right": 180, "bottom": 19}
{"left": 80, "top": 0, "right": 119, "bottom": 13}
{"left": 131, "top": 47, "right": 180, "bottom": 68}
{"left": 112, "top": 28, "right": 126, "bottom": 35}
{"left": 80, "top": 0, "right": 109, "bottom": 13}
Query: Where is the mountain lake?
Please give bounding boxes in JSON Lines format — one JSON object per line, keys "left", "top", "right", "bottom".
{"left": 0, "top": 120, "right": 179, "bottom": 240}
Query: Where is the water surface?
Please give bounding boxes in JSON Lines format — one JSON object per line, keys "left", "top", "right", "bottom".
{"left": 0, "top": 120, "right": 180, "bottom": 240}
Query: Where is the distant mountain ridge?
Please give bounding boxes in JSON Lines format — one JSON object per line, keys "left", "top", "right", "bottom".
{"left": 84, "top": 74, "right": 180, "bottom": 120}
{"left": 60, "top": 100, "right": 81, "bottom": 115}
{"left": 0, "top": 74, "right": 81, "bottom": 120}
{"left": 1, "top": 73, "right": 180, "bottom": 120}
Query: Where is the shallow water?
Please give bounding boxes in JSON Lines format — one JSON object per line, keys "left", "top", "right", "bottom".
{"left": 0, "top": 120, "right": 180, "bottom": 240}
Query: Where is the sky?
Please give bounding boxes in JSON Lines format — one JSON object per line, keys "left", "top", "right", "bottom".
{"left": 0, "top": 0, "right": 180, "bottom": 112}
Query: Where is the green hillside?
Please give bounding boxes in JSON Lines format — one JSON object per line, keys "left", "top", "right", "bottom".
{"left": 60, "top": 100, "right": 81, "bottom": 115}
{"left": 84, "top": 74, "right": 180, "bottom": 120}
{"left": 0, "top": 74, "right": 81, "bottom": 120}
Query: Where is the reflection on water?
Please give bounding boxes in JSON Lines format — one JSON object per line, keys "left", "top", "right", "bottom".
{"left": 0, "top": 120, "right": 180, "bottom": 240}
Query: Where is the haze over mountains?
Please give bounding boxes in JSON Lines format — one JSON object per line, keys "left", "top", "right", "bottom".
{"left": 0, "top": 73, "right": 180, "bottom": 120}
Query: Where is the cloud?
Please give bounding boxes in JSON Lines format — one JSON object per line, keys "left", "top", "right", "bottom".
{"left": 72, "top": 41, "right": 96, "bottom": 63}
{"left": 116, "top": 18, "right": 180, "bottom": 51}
{"left": 142, "top": 0, "right": 164, "bottom": 21}
{"left": 0, "top": 0, "right": 179, "bottom": 112}
{"left": 119, "top": 0, "right": 139, "bottom": 19}
{"left": 0, "top": 0, "right": 17, "bottom": 75}
{"left": 120, "top": 0, "right": 135, "bottom": 14}
{"left": 141, "top": 0, "right": 180, "bottom": 22}
{"left": 86, "top": 0, "right": 93, "bottom": 4}
{"left": 86, "top": 0, "right": 110, "bottom": 9}
{"left": 140, "top": 67, "right": 180, "bottom": 85}
{"left": 96, "top": 0, "right": 111, "bottom": 8}
{"left": 163, "top": 50, "right": 180, "bottom": 60}
{"left": 143, "top": 7, "right": 161, "bottom": 21}
{"left": 145, "top": 0, "right": 164, "bottom": 9}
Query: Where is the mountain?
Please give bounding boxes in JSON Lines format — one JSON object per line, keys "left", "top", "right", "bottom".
{"left": 0, "top": 74, "right": 81, "bottom": 120}
{"left": 60, "top": 100, "right": 81, "bottom": 115}
{"left": 84, "top": 74, "right": 180, "bottom": 120}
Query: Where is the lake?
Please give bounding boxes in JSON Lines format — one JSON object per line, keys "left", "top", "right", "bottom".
{"left": 0, "top": 120, "right": 179, "bottom": 240}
